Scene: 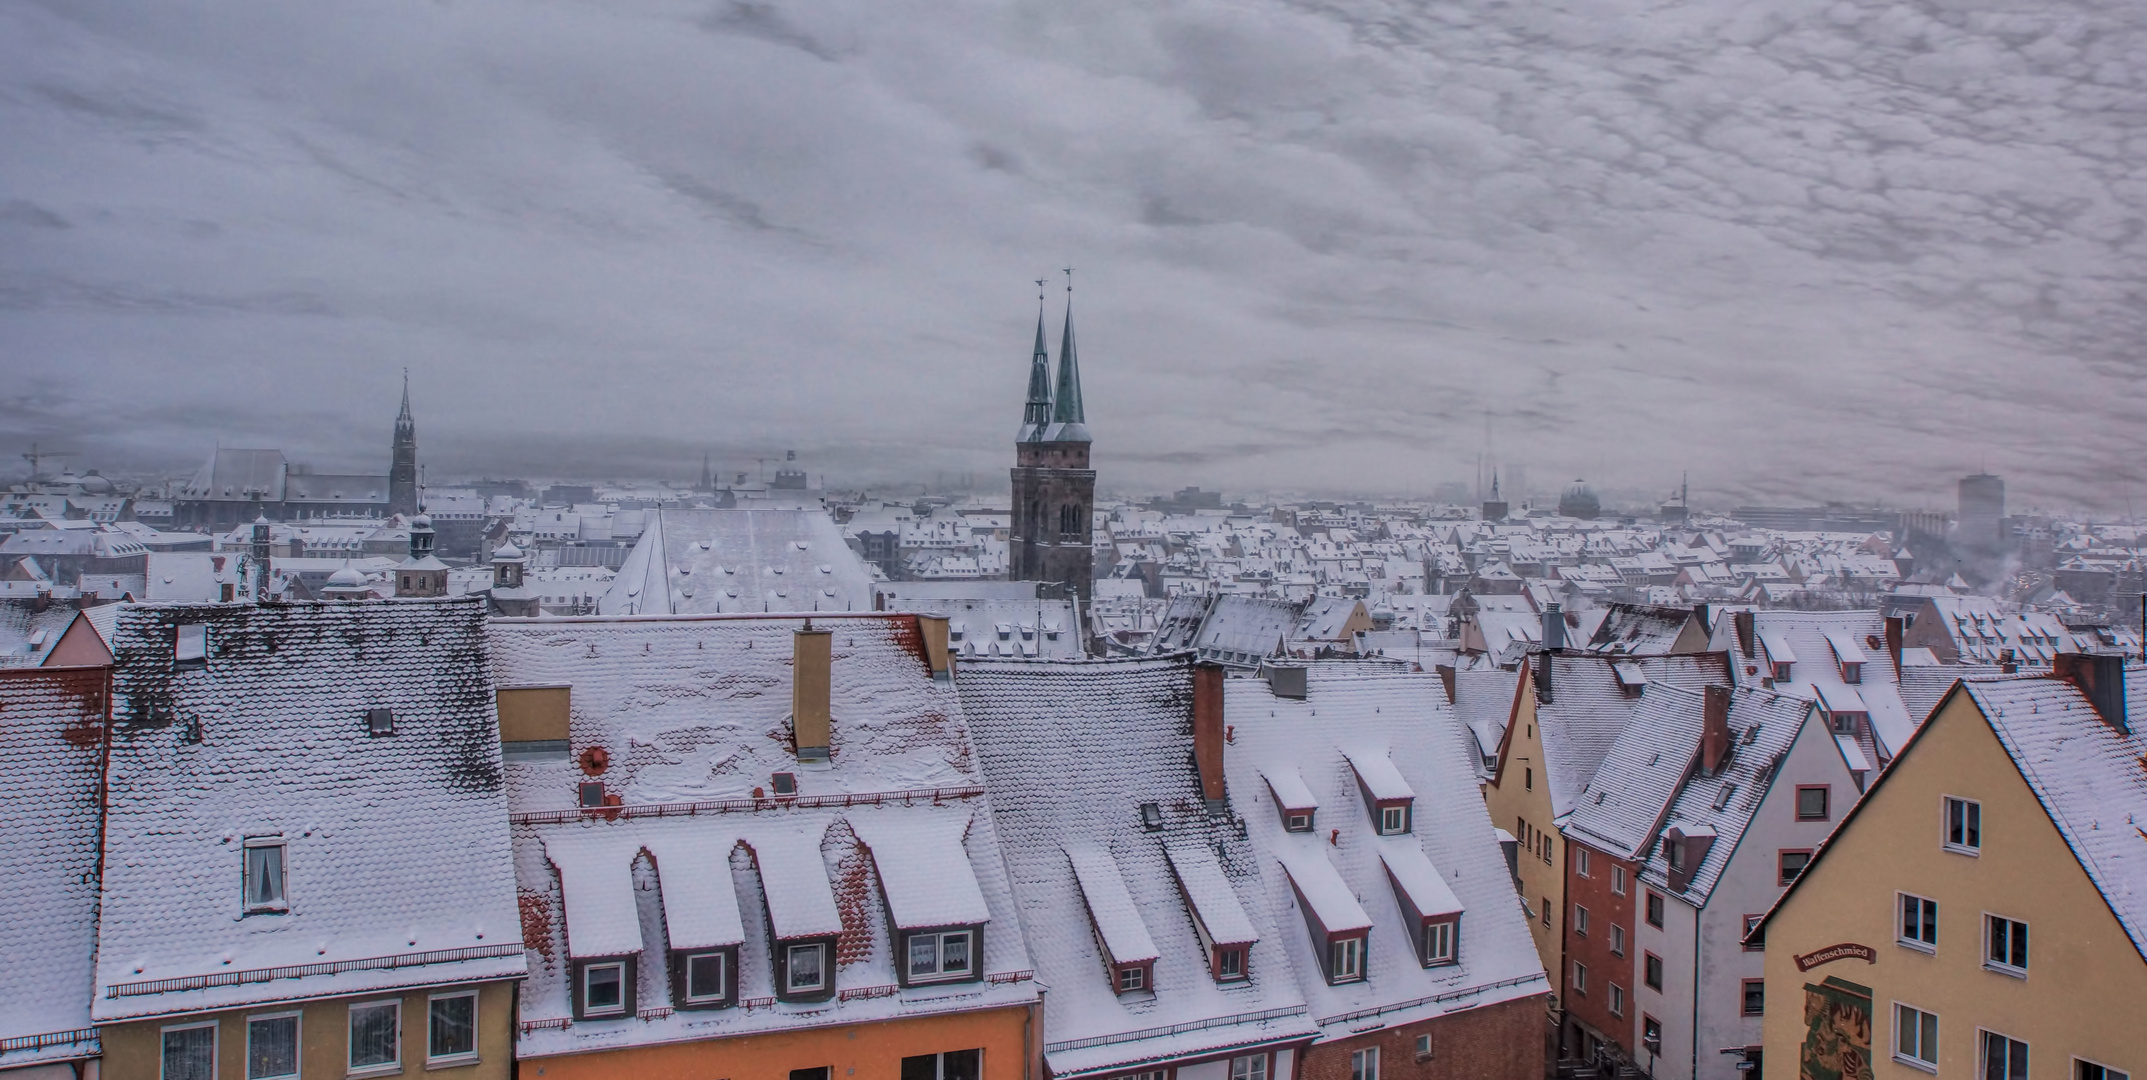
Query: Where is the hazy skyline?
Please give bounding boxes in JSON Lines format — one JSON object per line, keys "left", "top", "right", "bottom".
{"left": 3, "top": 0, "right": 2143, "bottom": 511}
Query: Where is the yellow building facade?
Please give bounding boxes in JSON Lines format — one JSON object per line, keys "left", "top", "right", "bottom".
{"left": 1484, "top": 661, "right": 1562, "bottom": 975}
{"left": 99, "top": 981, "right": 515, "bottom": 1080}
{"left": 1759, "top": 675, "right": 2147, "bottom": 1080}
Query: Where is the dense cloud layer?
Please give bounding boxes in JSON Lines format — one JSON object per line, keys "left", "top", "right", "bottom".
{"left": 1, "top": 0, "right": 2142, "bottom": 510}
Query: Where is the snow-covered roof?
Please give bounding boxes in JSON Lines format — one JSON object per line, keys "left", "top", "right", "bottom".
{"left": 1532, "top": 652, "right": 1733, "bottom": 819}
{"left": 489, "top": 612, "right": 1034, "bottom": 1057}
{"left": 1227, "top": 667, "right": 1548, "bottom": 1030}
{"left": 1743, "top": 612, "right": 1918, "bottom": 759}
{"left": 601, "top": 508, "right": 877, "bottom": 616}
{"left": 1823, "top": 630, "right": 1869, "bottom": 666}
{"left": 543, "top": 831, "right": 646, "bottom": 958}
{"left": 1564, "top": 686, "right": 1708, "bottom": 861}
{"left": 0, "top": 667, "right": 108, "bottom": 1065}
{"left": 93, "top": 598, "right": 524, "bottom": 1021}
{"left": 1165, "top": 843, "right": 1259, "bottom": 947}
{"left": 1342, "top": 748, "right": 1415, "bottom": 803}
{"left": 1068, "top": 843, "right": 1163, "bottom": 964}
{"left": 1636, "top": 689, "right": 1818, "bottom": 903}
{"left": 1961, "top": 673, "right": 2147, "bottom": 961}
{"left": 1262, "top": 765, "right": 1319, "bottom": 812}
{"left": 853, "top": 812, "right": 991, "bottom": 930}
{"left": 957, "top": 657, "right": 1317, "bottom": 1077}
{"left": 1378, "top": 844, "right": 1463, "bottom": 920}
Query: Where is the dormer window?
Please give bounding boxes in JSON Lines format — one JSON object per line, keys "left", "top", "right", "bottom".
{"left": 786, "top": 942, "right": 827, "bottom": 994}
{"left": 1263, "top": 767, "right": 1319, "bottom": 833}
{"left": 574, "top": 958, "right": 633, "bottom": 1019}
{"left": 1839, "top": 661, "right": 1861, "bottom": 684}
{"left": 1345, "top": 751, "right": 1415, "bottom": 836}
{"left": 1380, "top": 805, "right": 1411, "bottom": 835}
{"left": 1329, "top": 935, "right": 1365, "bottom": 982}
{"left": 904, "top": 929, "right": 975, "bottom": 983}
{"left": 1216, "top": 945, "right": 1246, "bottom": 981}
{"left": 175, "top": 623, "right": 208, "bottom": 667}
{"left": 1382, "top": 847, "right": 1463, "bottom": 968}
{"left": 1287, "top": 812, "right": 1312, "bottom": 832}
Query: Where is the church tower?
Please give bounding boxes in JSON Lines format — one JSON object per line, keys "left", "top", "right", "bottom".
{"left": 1009, "top": 278, "right": 1096, "bottom": 603}
{"left": 388, "top": 371, "right": 420, "bottom": 518}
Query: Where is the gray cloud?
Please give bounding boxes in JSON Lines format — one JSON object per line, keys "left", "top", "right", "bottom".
{"left": 0, "top": 0, "right": 2143, "bottom": 512}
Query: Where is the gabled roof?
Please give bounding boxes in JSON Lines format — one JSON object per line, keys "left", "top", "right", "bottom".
{"left": 0, "top": 667, "right": 109, "bottom": 1064}
{"left": 1740, "top": 611, "right": 1917, "bottom": 758}
{"left": 1562, "top": 687, "right": 1707, "bottom": 860}
{"left": 601, "top": 508, "right": 876, "bottom": 616}
{"left": 1532, "top": 652, "right": 1733, "bottom": 819}
{"left": 1961, "top": 674, "right": 2147, "bottom": 961}
{"left": 94, "top": 598, "right": 523, "bottom": 1021}
{"left": 1634, "top": 689, "right": 1818, "bottom": 903}
{"left": 1068, "top": 843, "right": 1162, "bottom": 964}
{"left": 181, "top": 448, "right": 288, "bottom": 502}
{"left": 491, "top": 614, "right": 1034, "bottom": 1056}
{"left": 958, "top": 657, "right": 1315, "bottom": 1078}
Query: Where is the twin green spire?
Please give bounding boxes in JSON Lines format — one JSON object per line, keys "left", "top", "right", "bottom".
{"left": 1018, "top": 277, "right": 1087, "bottom": 443}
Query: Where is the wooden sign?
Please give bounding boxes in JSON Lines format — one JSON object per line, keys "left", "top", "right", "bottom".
{"left": 1794, "top": 943, "right": 1876, "bottom": 972}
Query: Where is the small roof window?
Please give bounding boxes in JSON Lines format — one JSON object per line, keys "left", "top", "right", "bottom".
{"left": 175, "top": 623, "right": 208, "bottom": 666}
{"left": 366, "top": 707, "right": 395, "bottom": 737}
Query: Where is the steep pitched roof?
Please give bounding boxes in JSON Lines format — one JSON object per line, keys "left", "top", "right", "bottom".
{"left": 958, "top": 657, "right": 1315, "bottom": 1078}
{"left": 490, "top": 613, "right": 1035, "bottom": 1057}
{"left": 94, "top": 598, "right": 523, "bottom": 1021}
{"left": 602, "top": 508, "right": 876, "bottom": 616}
{"left": 1634, "top": 689, "right": 1818, "bottom": 902}
{"left": 1563, "top": 687, "right": 1706, "bottom": 860}
{"left": 1226, "top": 667, "right": 1548, "bottom": 1033}
{"left": 1534, "top": 652, "right": 1733, "bottom": 819}
{"left": 0, "top": 667, "right": 109, "bottom": 1065}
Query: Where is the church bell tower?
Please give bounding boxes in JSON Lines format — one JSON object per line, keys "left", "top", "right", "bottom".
{"left": 1009, "top": 275, "right": 1096, "bottom": 603}
{"left": 389, "top": 370, "right": 420, "bottom": 518}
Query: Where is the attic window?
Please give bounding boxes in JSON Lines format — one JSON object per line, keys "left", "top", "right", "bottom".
{"left": 772, "top": 772, "right": 798, "bottom": 797}
{"left": 366, "top": 708, "right": 395, "bottom": 737}
{"left": 243, "top": 837, "right": 287, "bottom": 913}
{"left": 1712, "top": 783, "right": 1736, "bottom": 811}
{"left": 1286, "top": 812, "right": 1313, "bottom": 832}
{"left": 578, "top": 781, "right": 607, "bottom": 808}
{"left": 175, "top": 623, "right": 208, "bottom": 666}
{"left": 1140, "top": 803, "right": 1163, "bottom": 831}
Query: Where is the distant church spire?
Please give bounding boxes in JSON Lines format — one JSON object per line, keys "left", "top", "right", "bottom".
{"left": 1020, "top": 279, "right": 1053, "bottom": 442}
{"left": 388, "top": 368, "right": 420, "bottom": 517}
{"left": 1048, "top": 268, "right": 1086, "bottom": 438}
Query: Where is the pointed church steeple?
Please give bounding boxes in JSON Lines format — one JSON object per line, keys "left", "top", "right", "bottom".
{"left": 1047, "top": 271, "right": 1088, "bottom": 442}
{"left": 388, "top": 368, "right": 420, "bottom": 517}
{"left": 1020, "top": 282, "right": 1054, "bottom": 442}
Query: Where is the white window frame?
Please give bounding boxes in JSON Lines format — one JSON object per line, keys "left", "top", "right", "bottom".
{"left": 1116, "top": 964, "right": 1146, "bottom": 992}
{"left": 905, "top": 929, "right": 975, "bottom": 983}
{"left": 425, "top": 989, "right": 480, "bottom": 1066}
{"left": 1574, "top": 903, "right": 1589, "bottom": 936}
{"left": 1414, "top": 1034, "right": 1432, "bottom": 1062}
{"left": 1230, "top": 1053, "right": 1268, "bottom": 1080}
{"left": 1576, "top": 847, "right": 1591, "bottom": 877}
{"left": 785, "top": 943, "right": 826, "bottom": 993}
{"left": 1216, "top": 945, "right": 1246, "bottom": 980}
{"left": 1980, "top": 1029, "right": 2030, "bottom": 1080}
{"left": 1286, "top": 812, "right": 1311, "bottom": 832}
{"left": 347, "top": 998, "right": 403, "bottom": 1077}
{"left": 1892, "top": 1001, "right": 1939, "bottom": 1073}
{"left": 1609, "top": 923, "right": 1625, "bottom": 957}
{"left": 1984, "top": 913, "right": 2029, "bottom": 977}
{"left": 1379, "top": 804, "right": 1408, "bottom": 835}
{"left": 242, "top": 837, "right": 287, "bottom": 914}
{"left": 1611, "top": 866, "right": 1626, "bottom": 896}
{"left": 904, "top": 1050, "right": 985, "bottom": 1080}
{"left": 582, "top": 960, "right": 629, "bottom": 1016}
{"left": 1330, "top": 935, "right": 1364, "bottom": 982}
{"left": 245, "top": 1010, "right": 302, "bottom": 1080}
{"left": 1424, "top": 920, "right": 1455, "bottom": 965}
{"left": 1898, "top": 892, "right": 1938, "bottom": 953}
{"left": 1609, "top": 982, "right": 1624, "bottom": 1017}
{"left": 682, "top": 951, "right": 727, "bottom": 1004}
{"left": 161, "top": 1020, "right": 218, "bottom": 1080}
{"left": 1350, "top": 1046, "right": 1380, "bottom": 1080}
{"left": 1943, "top": 795, "right": 1982, "bottom": 855}
{"left": 1573, "top": 960, "right": 1588, "bottom": 995}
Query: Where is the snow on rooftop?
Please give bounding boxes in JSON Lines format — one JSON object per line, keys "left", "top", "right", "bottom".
{"left": 1342, "top": 748, "right": 1415, "bottom": 803}
{"left": 1275, "top": 847, "right": 1373, "bottom": 933}
{"left": 1261, "top": 764, "right": 1319, "bottom": 812}
{"left": 1378, "top": 843, "right": 1464, "bottom": 920}
{"left": 1833, "top": 733, "right": 1871, "bottom": 774}
{"left": 543, "top": 831, "right": 646, "bottom": 958}
{"left": 1164, "top": 843, "right": 1259, "bottom": 947}
{"left": 753, "top": 830, "right": 845, "bottom": 940}
{"left": 1758, "top": 630, "right": 1799, "bottom": 665}
{"left": 1823, "top": 630, "right": 1869, "bottom": 666}
{"left": 851, "top": 810, "right": 992, "bottom": 930}
{"left": 1814, "top": 682, "right": 1869, "bottom": 716}
{"left": 0, "top": 668, "right": 106, "bottom": 1062}
{"left": 1067, "top": 842, "right": 1161, "bottom": 965}
{"left": 644, "top": 834, "right": 748, "bottom": 950}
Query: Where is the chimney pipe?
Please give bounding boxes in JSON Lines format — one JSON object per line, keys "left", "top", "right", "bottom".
{"left": 2053, "top": 652, "right": 2128, "bottom": 735}
{"left": 1702, "top": 684, "right": 1732, "bottom": 774}
{"left": 1435, "top": 663, "right": 1457, "bottom": 705}
{"left": 1541, "top": 603, "right": 1565, "bottom": 652}
{"left": 793, "top": 622, "right": 833, "bottom": 760}
{"left": 1884, "top": 614, "right": 1904, "bottom": 673}
{"left": 1733, "top": 610, "right": 1756, "bottom": 658}
{"left": 916, "top": 613, "right": 953, "bottom": 681}
{"left": 1192, "top": 662, "right": 1227, "bottom": 815}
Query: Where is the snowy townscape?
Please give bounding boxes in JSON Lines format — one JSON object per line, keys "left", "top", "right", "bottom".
{"left": 4, "top": 293, "right": 2146, "bottom": 1080}
{"left": 6, "top": 0, "right": 2147, "bottom": 1079}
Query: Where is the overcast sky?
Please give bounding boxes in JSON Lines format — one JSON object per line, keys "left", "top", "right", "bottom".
{"left": 2, "top": 0, "right": 2143, "bottom": 510}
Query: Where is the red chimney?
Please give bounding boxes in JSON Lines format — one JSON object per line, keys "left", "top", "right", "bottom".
{"left": 2052, "top": 652, "right": 2129, "bottom": 735}
{"left": 1193, "top": 662, "right": 1227, "bottom": 815}
{"left": 1435, "top": 664, "right": 1457, "bottom": 705}
{"left": 1702, "top": 684, "right": 1732, "bottom": 774}
{"left": 1733, "top": 611, "right": 1756, "bottom": 658}
{"left": 1884, "top": 615, "right": 1904, "bottom": 673}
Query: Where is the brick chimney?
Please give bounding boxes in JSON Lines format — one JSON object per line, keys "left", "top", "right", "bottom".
{"left": 1884, "top": 614, "right": 1904, "bottom": 672}
{"left": 1193, "top": 662, "right": 1226, "bottom": 816}
{"left": 793, "top": 621, "right": 833, "bottom": 760}
{"left": 1733, "top": 610, "right": 1756, "bottom": 658}
{"left": 1435, "top": 663, "right": 1456, "bottom": 705}
{"left": 1533, "top": 651, "right": 1554, "bottom": 705}
{"left": 2053, "top": 651, "right": 2128, "bottom": 735}
{"left": 1702, "top": 684, "right": 1732, "bottom": 775}
{"left": 916, "top": 614, "right": 953, "bottom": 682}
